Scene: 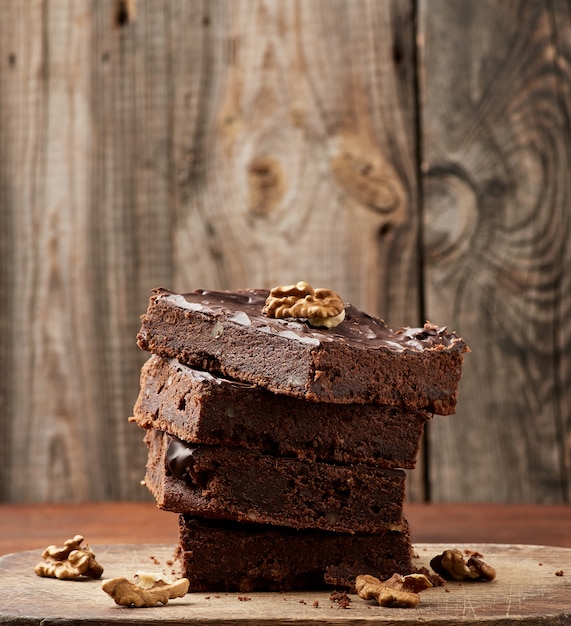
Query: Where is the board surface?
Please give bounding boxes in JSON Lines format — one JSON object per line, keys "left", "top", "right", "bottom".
{"left": 0, "top": 543, "right": 570, "bottom": 625}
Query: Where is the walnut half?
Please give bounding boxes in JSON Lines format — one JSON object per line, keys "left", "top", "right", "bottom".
{"left": 102, "top": 573, "right": 190, "bottom": 607}
{"left": 430, "top": 549, "right": 496, "bottom": 581}
{"left": 34, "top": 535, "right": 103, "bottom": 580}
{"left": 355, "top": 572, "right": 432, "bottom": 608}
{"left": 263, "top": 281, "right": 345, "bottom": 328}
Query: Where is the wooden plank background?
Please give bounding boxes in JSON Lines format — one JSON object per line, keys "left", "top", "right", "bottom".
{"left": 0, "top": 0, "right": 569, "bottom": 504}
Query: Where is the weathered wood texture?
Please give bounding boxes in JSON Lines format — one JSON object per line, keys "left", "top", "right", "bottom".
{"left": 0, "top": 0, "right": 422, "bottom": 502}
{"left": 0, "top": 0, "right": 569, "bottom": 504}
{"left": 3, "top": 543, "right": 571, "bottom": 624}
{"left": 419, "top": 0, "right": 571, "bottom": 503}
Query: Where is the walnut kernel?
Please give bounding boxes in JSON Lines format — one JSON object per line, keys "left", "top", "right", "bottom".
{"left": 102, "top": 573, "right": 189, "bottom": 607}
{"left": 263, "top": 281, "right": 345, "bottom": 328}
{"left": 34, "top": 535, "right": 104, "bottom": 580}
{"left": 430, "top": 549, "right": 496, "bottom": 581}
{"left": 355, "top": 572, "right": 432, "bottom": 608}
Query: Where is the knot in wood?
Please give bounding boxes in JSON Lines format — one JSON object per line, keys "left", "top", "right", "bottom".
{"left": 247, "top": 156, "right": 285, "bottom": 217}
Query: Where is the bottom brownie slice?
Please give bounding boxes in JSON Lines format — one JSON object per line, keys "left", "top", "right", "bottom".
{"left": 177, "top": 515, "right": 413, "bottom": 592}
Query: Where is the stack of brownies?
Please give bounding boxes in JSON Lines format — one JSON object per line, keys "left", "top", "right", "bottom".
{"left": 131, "top": 284, "right": 468, "bottom": 592}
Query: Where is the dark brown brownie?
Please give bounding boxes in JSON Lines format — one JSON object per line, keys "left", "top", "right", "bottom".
{"left": 132, "top": 355, "right": 430, "bottom": 469}
{"left": 137, "top": 288, "right": 468, "bottom": 414}
{"left": 144, "top": 430, "right": 406, "bottom": 534}
{"left": 177, "top": 515, "right": 413, "bottom": 592}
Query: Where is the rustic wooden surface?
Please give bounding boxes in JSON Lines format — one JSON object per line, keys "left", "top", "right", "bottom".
{"left": 1, "top": 542, "right": 570, "bottom": 625}
{"left": 0, "top": 0, "right": 570, "bottom": 504}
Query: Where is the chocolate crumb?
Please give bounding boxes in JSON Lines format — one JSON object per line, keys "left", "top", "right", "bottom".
{"left": 329, "top": 590, "right": 351, "bottom": 609}
{"left": 555, "top": 570, "right": 564, "bottom": 576}
{"left": 299, "top": 600, "right": 306, "bottom": 605}
{"left": 414, "top": 565, "right": 446, "bottom": 587}
{"left": 238, "top": 595, "right": 251, "bottom": 601}
{"left": 313, "top": 600, "right": 319, "bottom": 608}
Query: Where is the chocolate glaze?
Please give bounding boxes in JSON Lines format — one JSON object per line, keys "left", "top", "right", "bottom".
{"left": 166, "top": 358, "right": 256, "bottom": 388}
{"left": 154, "top": 287, "right": 467, "bottom": 354}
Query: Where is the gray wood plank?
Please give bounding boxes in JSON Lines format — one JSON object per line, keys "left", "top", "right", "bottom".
{"left": 419, "top": 0, "right": 571, "bottom": 502}
{"left": 170, "top": 0, "right": 421, "bottom": 329}
{"left": 0, "top": 0, "right": 424, "bottom": 502}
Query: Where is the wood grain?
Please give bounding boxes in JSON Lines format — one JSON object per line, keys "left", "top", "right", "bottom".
{"left": 418, "top": 0, "right": 571, "bottom": 502}
{"left": 0, "top": 1, "right": 425, "bottom": 503}
{"left": 1, "top": 543, "right": 570, "bottom": 624}
{"left": 170, "top": 0, "right": 420, "bottom": 327}
{"left": 1, "top": 0, "right": 571, "bottom": 505}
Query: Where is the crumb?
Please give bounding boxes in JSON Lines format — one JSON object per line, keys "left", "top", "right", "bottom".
{"left": 238, "top": 596, "right": 251, "bottom": 601}
{"left": 555, "top": 570, "right": 564, "bottom": 577}
{"left": 166, "top": 559, "right": 174, "bottom": 566}
{"left": 214, "top": 595, "right": 220, "bottom": 598}
{"left": 414, "top": 565, "right": 446, "bottom": 587}
{"left": 299, "top": 599, "right": 306, "bottom": 605}
{"left": 329, "top": 590, "right": 351, "bottom": 609}
{"left": 444, "top": 587, "right": 450, "bottom": 592}
{"left": 539, "top": 563, "right": 543, "bottom": 566}
{"left": 313, "top": 600, "right": 319, "bottom": 608}
{"left": 149, "top": 555, "right": 160, "bottom": 565}
{"left": 205, "top": 596, "right": 211, "bottom": 599}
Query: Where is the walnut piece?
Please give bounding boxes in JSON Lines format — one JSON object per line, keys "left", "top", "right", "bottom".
{"left": 355, "top": 572, "right": 432, "bottom": 608}
{"left": 34, "top": 535, "right": 104, "bottom": 580}
{"left": 102, "top": 573, "right": 190, "bottom": 607}
{"left": 263, "top": 281, "right": 345, "bottom": 328}
{"left": 430, "top": 549, "right": 496, "bottom": 581}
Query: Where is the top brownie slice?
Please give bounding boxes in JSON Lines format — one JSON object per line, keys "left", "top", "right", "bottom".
{"left": 137, "top": 287, "right": 468, "bottom": 414}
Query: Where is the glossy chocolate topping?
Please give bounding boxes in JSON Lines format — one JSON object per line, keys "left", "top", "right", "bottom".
{"left": 166, "top": 358, "right": 256, "bottom": 388}
{"left": 153, "top": 288, "right": 467, "bottom": 354}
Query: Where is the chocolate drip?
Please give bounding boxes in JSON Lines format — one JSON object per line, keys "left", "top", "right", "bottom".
{"left": 166, "top": 436, "right": 196, "bottom": 481}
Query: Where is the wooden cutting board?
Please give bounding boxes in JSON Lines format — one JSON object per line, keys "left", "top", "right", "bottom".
{"left": 1, "top": 543, "right": 570, "bottom": 625}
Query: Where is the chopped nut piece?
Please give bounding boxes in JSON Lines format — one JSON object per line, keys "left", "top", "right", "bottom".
{"left": 263, "top": 282, "right": 345, "bottom": 328}
{"left": 355, "top": 572, "right": 432, "bottom": 608}
{"left": 102, "top": 575, "right": 189, "bottom": 607}
{"left": 430, "top": 549, "right": 496, "bottom": 581}
{"left": 34, "top": 535, "right": 103, "bottom": 580}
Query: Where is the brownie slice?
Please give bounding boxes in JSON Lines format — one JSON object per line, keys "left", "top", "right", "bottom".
{"left": 144, "top": 430, "right": 406, "bottom": 534}
{"left": 132, "top": 355, "right": 430, "bottom": 469}
{"left": 137, "top": 288, "right": 468, "bottom": 414}
{"left": 177, "top": 515, "right": 413, "bottom": 592}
